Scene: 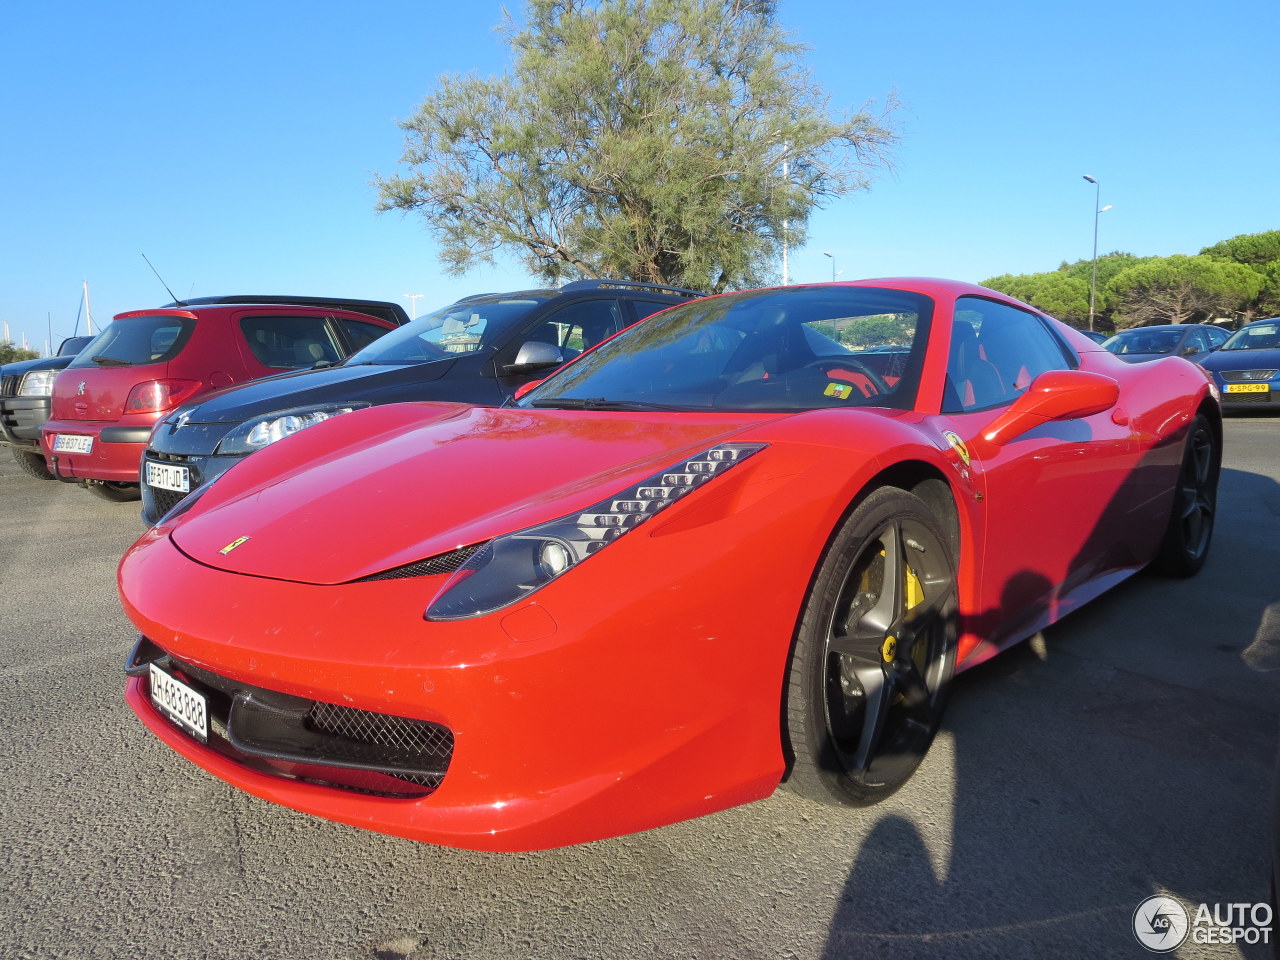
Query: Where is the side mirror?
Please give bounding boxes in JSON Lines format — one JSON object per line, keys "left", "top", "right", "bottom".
{"left": 505, "top": 341, "right": 564, "bottom": 374}
{"left": 1180, "top": 344, "right": 1200, "bottom": 357}
{"left": 980, "top": 370, "right": 1119, "bottom": 448}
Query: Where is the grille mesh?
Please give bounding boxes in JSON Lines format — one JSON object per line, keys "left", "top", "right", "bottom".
{"left": 1221, "top": 369, "right": 1278, "bottom": 382}
{"left": 352, "top": 545, "right": 480, "bottom": 582}
{"left": 150, "top": 486, "right": 187, "bottom": 516}
{"left": 306, "top": 702, "right": 452, "bottom": 787}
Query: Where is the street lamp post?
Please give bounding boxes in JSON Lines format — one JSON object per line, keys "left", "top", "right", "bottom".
{"left": 403, "top": 294, "right": 423, "bottom": 320}
{"left": 1081, "top": 176, "right": 1113, "bottom": 332}
{"left": 822, "top": 251, "right": 839, "bottom": 282}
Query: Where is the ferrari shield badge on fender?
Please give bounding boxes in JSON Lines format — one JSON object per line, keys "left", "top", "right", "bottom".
{"left": 942, "top": 430, "right": 971, "bottom": 467}
{"left": 219, "top": 536, "right": 251, "bottom": 555}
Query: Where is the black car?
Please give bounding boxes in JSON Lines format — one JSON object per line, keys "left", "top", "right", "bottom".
{"left": 140, "top": 280, "right": 703, "bottom": 523}
{"left": 0, "top": 335, "right": 95, "bottom": 479}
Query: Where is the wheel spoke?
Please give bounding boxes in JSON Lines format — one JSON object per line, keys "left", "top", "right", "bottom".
{"left": 850, "top": 665, "right": 893, "bottom": 771}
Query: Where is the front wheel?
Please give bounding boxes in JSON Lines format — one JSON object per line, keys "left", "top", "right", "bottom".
{"left": 1150, "top": 413, "right": 1219, "bottom": 578}
{"left": 85, "top": 480, "right": 142, "bottom": 503}
{"left": 784, "top": 487, "right": 958, "bottom": 806}
{"left": 11, "top": 448, "right": 56, "bottom": 481}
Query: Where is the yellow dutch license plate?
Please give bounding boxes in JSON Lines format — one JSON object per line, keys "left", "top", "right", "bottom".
{"left": 1225, "top": 383, "right": 1269, "bottom": 393}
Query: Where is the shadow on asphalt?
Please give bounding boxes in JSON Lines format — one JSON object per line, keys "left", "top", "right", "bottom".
{"left": 819, "top": 449, "right": 1280, "bottom": 958}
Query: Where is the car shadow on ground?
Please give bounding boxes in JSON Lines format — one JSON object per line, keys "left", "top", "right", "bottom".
{"left": 819, "top": 457, "right": 1280, "bottom": 959}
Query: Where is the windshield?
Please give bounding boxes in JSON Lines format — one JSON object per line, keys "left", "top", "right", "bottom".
{"left": 519, "top": 286, "right": 932, "bottom": 412}
{"left": 1221, "top": 322, "right": 1280, "bottom": 351}
{"left": 1103, "top": 328, "right": 1184, "bottom": 355}
{"left": 68, "top": 316, "right": 193, "bottom": 368}
{"left": 346, "top": 297, "right": 546, "bottom": 365}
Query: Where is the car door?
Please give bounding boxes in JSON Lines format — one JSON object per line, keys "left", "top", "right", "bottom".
{"left": 933, "top": 296, "right": 1140, "bottom": 654}
{"left": 494, "top": 298, "right": 626, "bottom": 393}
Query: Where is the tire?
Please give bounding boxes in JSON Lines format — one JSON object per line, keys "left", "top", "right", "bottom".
{"left": 11, "top": 448, "right": 55, "bottom": 481}
{"left": 784, "top": 487, "right": 958, "bottom": 806}
{"left": 85, "top": 480, "right": 142, "bottom": 503}
{"left": 1150, "top": 413, "right": 1219, "bottom": 578}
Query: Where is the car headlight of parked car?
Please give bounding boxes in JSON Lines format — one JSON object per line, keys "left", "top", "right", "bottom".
{"left": 18, "top": 370, "right": 58, "bottom": 396}
{"left": 216, "top": 403, "right": 371, "bottom": 455}
{"left": 426, "top": 442, "right": 766, "bottom": 621}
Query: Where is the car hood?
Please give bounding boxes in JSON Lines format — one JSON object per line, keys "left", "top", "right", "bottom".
{"left": 1200, "top": 347, "right": 1280, "bottom": 371}
{"left": 1, "top": 355, "right": 74, "bottom": 378}
{"left": 180, "top": 359, "right": 459, "bottom": 423}
{"left": 169, "top": 403, "right": 784, "bottom": 585}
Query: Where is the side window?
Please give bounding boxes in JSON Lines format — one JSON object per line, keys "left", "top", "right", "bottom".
{"left": 1186, "top": 329, "right": 1211, "bottom": 353}
{"left": 240, "top": 315, "right": 343, "bottom": 370}
{"left": 1206, "top": 326, "right": 1229, "bottom": 348}
{"left": 522, "top": 300, "right": 624, "bottom": 359}
{"left": 944, "top": 298, "right": 1073, "bottom": 413}
{"left": 339, "top": 318, "right": 390, "bottom": 353}
{"left": 632, "top": 299, "right": 678, "bottom": 322}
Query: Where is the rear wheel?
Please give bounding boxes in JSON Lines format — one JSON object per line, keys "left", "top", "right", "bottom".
{"left": 85, "top": 480, "right": 142, "bottom": 503}
{"left": 1151, "top": 413, "right": 1219, "bottom": 577}
{"left": 785, "top": 487, "right": 958, "bottom": 806}
{"left": 11, "top": 448, "right": 55, "bottom": 481}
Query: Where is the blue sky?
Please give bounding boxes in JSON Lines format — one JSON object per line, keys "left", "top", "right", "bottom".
{"left": 2, "top": 0, "right": 1276, "bottom": 351}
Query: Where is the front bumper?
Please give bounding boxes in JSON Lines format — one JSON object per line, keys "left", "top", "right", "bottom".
{"left": 0, "top": 396, "right": 51, "bottom": 447}
{"left": 118, "top": 515, "right": 808, "bottom": 850}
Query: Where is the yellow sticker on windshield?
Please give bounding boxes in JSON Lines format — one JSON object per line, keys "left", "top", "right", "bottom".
{"left": 824, "top": 382, "right": 853, "bottom": 399}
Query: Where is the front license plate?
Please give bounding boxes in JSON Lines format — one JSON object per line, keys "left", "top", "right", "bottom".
{"left": 145, "top": 460, "right": 190, "bottom": 493}
{"left": 52, "top": 433, "right": 93, "bottom": 454}
{"left": 1225, "top": 383, "right": 1270, "bottom": 393}
{"left": 149, "top": 663, "right": 208, "bottom": 743}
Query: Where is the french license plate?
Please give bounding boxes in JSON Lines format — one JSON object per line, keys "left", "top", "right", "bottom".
{"left": 145, "top": 460, "right": 190, "bottom": 493}
{"left": 149, "top": 663, "right": 208, "bottom": 743}
{"left": 52, "top": 433, "right": 93, "bottom": 454}
{"left": 1225, "top": 383, "right": 1269, "bottom": 393}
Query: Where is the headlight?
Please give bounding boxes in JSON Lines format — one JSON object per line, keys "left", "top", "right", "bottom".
{"left": 216, "top": 403, "right": 370, "bottom": 455}
{"left": 426, "top": 442, "right": 766, "bottom": 621}
{"left": 18, "top": 370, "right": 57, "bottom": 396}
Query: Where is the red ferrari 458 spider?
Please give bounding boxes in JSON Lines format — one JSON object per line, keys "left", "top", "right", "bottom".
{"left": 118, "top": 279, "right": 1220, "bottom": 850}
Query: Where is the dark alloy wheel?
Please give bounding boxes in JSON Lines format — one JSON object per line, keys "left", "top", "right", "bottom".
{"left": 785, "top": 487, "right": 958, "bottom": 806}
{"left": 85, "top": 480, "right": 142, "bottom": 503}
{"left": 11, "top": 448, "right": 55, "bottom": 481}
{"left": 1151, "top": 413, "right": 1219, "bottom": 578}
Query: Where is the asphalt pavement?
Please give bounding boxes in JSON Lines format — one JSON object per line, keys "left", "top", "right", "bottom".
{"left": 2, "top": 414, "right": 1278, "bottom": 960}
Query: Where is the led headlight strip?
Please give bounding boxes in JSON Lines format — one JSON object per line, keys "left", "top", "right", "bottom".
{"left": 425, "top": 442, "right": 766, "bottom": 621}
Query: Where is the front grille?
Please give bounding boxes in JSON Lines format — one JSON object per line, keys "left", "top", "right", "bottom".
{"left": 127, "top": 637, "right": 453, "bottom": 796}
{"left": 149, "top": 485, "right": 189, "bottom": 517}
{"left": 1223, "top": 391, "right": 1274, "bottom": 404}
{"left": 308, "top": 702, "right": 453, "bottom": 787}
{"left": 352, "top": 545, "right": 481, "bottom": 582}
{"left": 1220, "top": 369, "right": 1278, "bottom": 382}
{"left": 0, "top": 375, "right": 17, "bottom": 397}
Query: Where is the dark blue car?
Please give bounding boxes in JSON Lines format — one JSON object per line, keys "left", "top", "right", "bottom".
{"left": 1199, "top": 318, "right": 1280, "bottom": 409}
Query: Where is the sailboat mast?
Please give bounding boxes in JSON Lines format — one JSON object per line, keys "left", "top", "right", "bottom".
{"left": 84, "top": 280, "right": 94, "bottom": 334}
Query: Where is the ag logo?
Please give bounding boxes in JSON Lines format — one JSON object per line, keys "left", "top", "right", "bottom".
{"left": 219, "top": 536, "right": 252, "bottom": 555}
{"left": 1132, "top": 895, "right": 1189, "bottom": 952}
{"left": 942, "top": 430, "right": 971, "bottom": 467}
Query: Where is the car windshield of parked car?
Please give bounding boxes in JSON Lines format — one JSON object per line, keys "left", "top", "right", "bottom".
{"left": 519, "top": 286, "right": 932, "bottom": 412}
{"left": 346, "top": 298, "right": 546, "bottom": 366}
{"left": 1221, "top": 322, "right": 1280, "bottom": 351}
{"left": 67, "top": 316, "right": 193, "bottom": 368}
{"left": 1103, "top": 328, "right": 1184, "bottom": 355}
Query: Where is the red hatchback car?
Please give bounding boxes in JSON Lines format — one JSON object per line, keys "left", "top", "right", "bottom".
{"left": 42, "top": 299, "right": 402, "bottom": 500}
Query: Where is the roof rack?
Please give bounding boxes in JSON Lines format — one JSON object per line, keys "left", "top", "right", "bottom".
{"left": 163, "top": 295, "right": 411, "bottom": 326}
{"left": 557, "top": 279, "right": 705, "bottom": 299}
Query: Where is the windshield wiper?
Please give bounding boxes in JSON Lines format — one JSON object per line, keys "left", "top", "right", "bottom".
{"left": 528, "top": 397, "right": 690, "bottom": 411}
{"left": 89, "top": 355, "right": 133, "bottom": 366}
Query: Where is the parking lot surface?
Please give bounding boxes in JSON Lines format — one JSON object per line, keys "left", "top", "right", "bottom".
{"left": 2, "top": 414, "right": 1278, "bottom": 960}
